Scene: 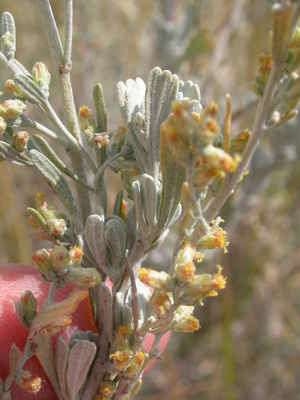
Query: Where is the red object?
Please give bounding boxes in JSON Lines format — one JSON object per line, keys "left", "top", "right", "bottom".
{"left": 0, "top": 264, "right": 96, "bottom": 399}
{"left": 0, "top": 264, "right": 169, "bottom": 399}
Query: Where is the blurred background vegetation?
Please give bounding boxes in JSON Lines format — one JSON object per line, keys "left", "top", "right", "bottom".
{"left": 1, "top": 1, "right": 300, "bottom": 399}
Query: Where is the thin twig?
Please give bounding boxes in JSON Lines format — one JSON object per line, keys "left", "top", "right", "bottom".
{"left": 63, "top": 0, "right": 73, "bottom": 65}
{"left": 21, "top": 116, "right": 59, "bottom": 141}
{"left": 44, "top": 100, "right": 80, "bottom": 148}
{"left": 204, "top": 63, "right": 281, "bottom": 221}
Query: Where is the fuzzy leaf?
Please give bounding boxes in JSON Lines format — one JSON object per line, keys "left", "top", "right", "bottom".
{"left": 104, "top": 216, "right": 127, "bottom": 282}
{"left": 29, "top": 149, "right": 77, "bottom": 216}
{"left": 15, "top": 74, "right": 47, "bottom": 105}
{"left": 54, "top": 336, "right": 69, "bottom": 399}
{"left": 84, "top": 214, "right": 107, "bottom": 273}
{"left": 93, "top": 83, "right": 107, "bottom": 132}
{"left": 91, "top": 283, "right": 112, "bottom": 341}
{"left": 159, "top": 124, "right": 185, "bottom": 228}
{"left": 178, "top": 80, "right": 202, "bottom": 113}
{"left": 34, "top": 334, "right": 62, "bottom": 399}
{"left": 117, "top": 77, "right": 146, "bottom": 123}
{"left": 0, "top": 12, "right": 16, "bottom": 59}
{"left": 32, "top": 134, "right": 93, "bottom": 190}
{"left": 66, "top": 340, "right": 97, "bottom": 400}
{"left": 145, "top": 67, "right": 180, "bottom": 178}
{"left": 132, "top": 174, "right": 160, "bottom": 248}
{"left": 27, "top": 207, "right": 48, "bottom": 229}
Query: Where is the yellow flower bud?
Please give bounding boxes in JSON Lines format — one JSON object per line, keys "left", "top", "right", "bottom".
{"left": 172, "top": 305, "right": 200, "bottom": 333}
{"left": 32, "top": 248, "right": 53, "bottom": 277}
{"left": 49, "top": 245, "right": 71, "bottom": 273}
{"left": 12, "top": 130, "right": 29, "bottom": 152}
{"left": 0, "top": 99, "right": 26, "bottom": 120}
{"left": 126, "top": 351, "right": 147, "bottom": 378}
{"left": 199, "top": 118, "right": 219, "bottom": 144}
{"left": 69, "top": 246, "right": 83, "bottom": 266}
{"left": 175, "top": 244, "right": 198, "bottom": 282}
{"left": 4, "top": 79, "right": 26, "bottom": 98}
{"left": 98, "top": 381, "right": 116, "bottom": 398}
{"left": 203, "top": 144, "right": 237, "bottom": 173}
{"left": 138, "top": 267, "right": 170, "bottom": 290}
{"left": 32, "top": 62, "right": 51, "bottom": 96}
{"left": 20, "top": 373, "right": 42, "bottom": 394}
{"left": 47, "top": 218, "right": 67, "bottom": 237}
{"left": 185, "top": 266, "right": 227, "bottom": 299}
{"left": 79, "top": 105, "right": 92, "bottom": 119}
{"left": 151, "top": 291, "right": 172, "bottom": 316}
{"left": 110, "top": 350, "right": 133, "bottom": 371}
{"left": 197, "top": 226, "right": 229, "bottom": 252}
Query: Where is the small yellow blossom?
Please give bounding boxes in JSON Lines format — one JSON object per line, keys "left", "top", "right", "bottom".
{"left": 175, "top": 244, "right": 197, "bottom": 282}
{"left": 172, "top": 305, "right": 200, "bottom": 333}
{"left": 69, "top": 246, "right": 83, "bottom": 266}
{"left": 212, "top": 265, "right": 227, "bottom": 290}
{"left": 126, "top": 351, "right": 147, "bottom": 378}
{"left": 20, "top": 373, "right": 42, "bottom": 394}
{"left": 138, "top": 267, "right": 170, "bottom": 290}
{"left": 151, "top": 291, "right": 172, "bottom": 316}
{"left": 203, "top": 144, "right": 237, "bottom": 173}
{"left": 110, "top": 350, "right": 133, "bottom": 371}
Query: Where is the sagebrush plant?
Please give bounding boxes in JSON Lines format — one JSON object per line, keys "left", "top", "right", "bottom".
{"left": 0, "top": 0, "right": 300, "bottom": 399}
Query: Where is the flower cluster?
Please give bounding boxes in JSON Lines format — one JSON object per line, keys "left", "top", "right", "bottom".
{"left": 139, "top": 242, "right": 227, "bottom": 334}
{"left": 161, "top": 98, "right": 238, "bottom": 186}
{"left": 28, "top": 193, "right": 68, "bottom": 241}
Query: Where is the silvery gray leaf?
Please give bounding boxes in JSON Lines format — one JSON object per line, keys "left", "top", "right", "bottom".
{"left": 132, "top": 174, "right": 160, "bottom": 248}
{"left": 29, "top": 149, "right": 77, "bottom": 216}
{"left": 32, "top": 134, "right": 93, "bottom": 190}
{"left": 159, "top": 122, "right": 185, "bottom": 229}
{"left": 104, "top": 216, "right": 127, "bottom": 282}
{"left": 84, "top": 214, "right": 107, "bottom": 273}
{"left": 66, "top": 340, "right": 97, "bottom": 400}
{"left": 112, "top": 190, "right": 123, "bottom": 217}
{"left": 125, "top": 206, "right": 136, "bottom": 250}
{"left": 10, "top": 59, "right": 29, "bottom": 75}
{"left": 93, "top": 83, "right": 107, "bottom": 132}
{"left": 15, "top": 74, "right": 47, "bottom": 104}
{"left": 145, "top": 67, "right": 180, "bottom": 178}
{"left": 114, "top": 291, "right": 133, "bottom": 328}
{"left": 117, "top": 77, "right": 146, "bottom": 123}
{"left": 126, "top": 119, "right": 148, "bottom": 173}
{"left": 178, "top": 80, "right": 202, "bottom": 113}
{"left": 91, "top": 282, "right": 112, "bottom": 340}
{"left": 54, "top": 336, "right": 69, "bottom": 399}
{"left": 124, "top": 280, "right": 151, "bottom": 329}
{"left": 0, "top": 12, "right": 16, "bottom": 59}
